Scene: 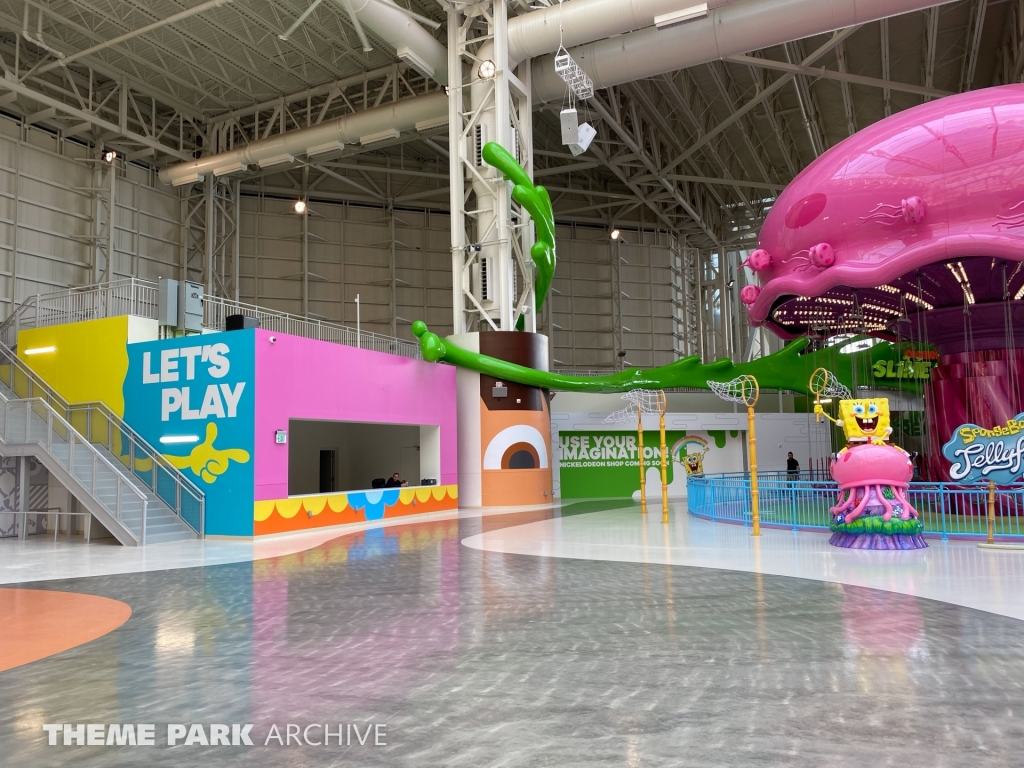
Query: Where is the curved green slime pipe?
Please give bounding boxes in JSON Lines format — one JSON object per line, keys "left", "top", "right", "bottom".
{"left": 414, "top": 320, "right": 825, "bottom": 395}
{"left": 416, "top": 144, "right": 923, "bottom": 398}
{"left": 480, "top": 142, "right": 555, "bottom": 327}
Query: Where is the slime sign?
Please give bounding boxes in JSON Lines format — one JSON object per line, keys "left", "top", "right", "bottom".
{"left": 942, "top": 415, "right": 1024, "bottom": 483}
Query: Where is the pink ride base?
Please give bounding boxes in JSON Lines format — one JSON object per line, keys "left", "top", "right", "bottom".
{"left": 827, "top": 443, "right": 927, "bottom": 550}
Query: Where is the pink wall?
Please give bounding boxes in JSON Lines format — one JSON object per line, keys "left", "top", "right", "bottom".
{"left": 253, "top": 329, "right": 458, "bottom": 501}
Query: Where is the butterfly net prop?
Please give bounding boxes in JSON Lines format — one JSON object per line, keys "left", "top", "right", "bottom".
{"left": 603, "top": 389, "right": 665, "bottom": 423}
{"left": 809, "top": 367, "right": 852, "bottom": 402}
{"left": 708, "top": 375, "right": 760, "bottom": 407}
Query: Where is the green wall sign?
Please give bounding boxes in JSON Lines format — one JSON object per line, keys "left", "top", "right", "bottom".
{"left": 558, "top": 429, "right": 738, "bottom": 499}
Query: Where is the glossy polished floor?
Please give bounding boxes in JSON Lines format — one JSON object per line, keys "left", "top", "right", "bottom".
{"left": 3, "top": 503, "right": 1024, "bottom": 767}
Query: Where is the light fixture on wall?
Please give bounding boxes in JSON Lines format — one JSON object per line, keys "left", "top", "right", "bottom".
{"left": 478, "top": 59, "right": 496, "bottom": 80}
{"left": 23, "top": 346, "right": 56, "bottom": 355}
{"left": 610, "top": 228, "right": 621, "bottom": 240}
{"left": 102, "top": 150, "right": 117, "bottom": 163}
{"left": 293, "top": 200, "right": 307, "bottom": 214}
{"left": 159, "top": 435, "right": 200, "bottom": 444}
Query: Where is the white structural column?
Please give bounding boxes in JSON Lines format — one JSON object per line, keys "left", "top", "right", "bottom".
{"left": 180, "top": 178, "right": 240, "bottom": 298}
{"left": 448, "top": 0, "right": 535, "bottom": 335}
{"left": 91, "top": 150, "right": 117, "bottom": 284}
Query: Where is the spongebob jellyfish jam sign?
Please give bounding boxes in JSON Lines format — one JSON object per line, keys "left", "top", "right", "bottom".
{"left": 942, "top": 415, "right": 1024, "bottom": 484}
{"left": 124, "top": 331, "right": 255, "bottom": 536}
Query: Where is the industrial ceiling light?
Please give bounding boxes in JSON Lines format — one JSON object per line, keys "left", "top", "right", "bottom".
{"left": 102, "top": 150, "right": 117, "bottom": 163}
{"left": 294, "top": 200, "right": 307, "bottom": 214}
{"left": 610, "top": 228, "right": 621, "bottom": 240}
{"left": 478, "top": 59, "right": 496, "bottom": 80}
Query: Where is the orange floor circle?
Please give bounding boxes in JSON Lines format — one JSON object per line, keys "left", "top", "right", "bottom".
{"left": 0, "top": 588, "right": 131, "bottom": 673}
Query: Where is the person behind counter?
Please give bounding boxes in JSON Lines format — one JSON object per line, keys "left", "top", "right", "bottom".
{"left": 385, "top": 472, "right": 409, "bottom": 488}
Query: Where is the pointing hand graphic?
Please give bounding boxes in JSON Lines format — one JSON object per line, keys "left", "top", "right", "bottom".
{"left": 164, "top": 422, "right": 250, "bottom": 483}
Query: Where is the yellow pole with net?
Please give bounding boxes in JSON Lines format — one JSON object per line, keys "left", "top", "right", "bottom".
{"left": 708, "top": 374, "right": 761, "bottom": 537}
{"left": 658, "top": 390, "right": 669, "bottom": 524}
{"left": 747, "top": 398, "right": 761, "bottom": 537}
{"left": 637, "top": 400, "right": 647, "bottom": 514}
{"left": 988, "top": 479, "right": 996, "bottom": 544}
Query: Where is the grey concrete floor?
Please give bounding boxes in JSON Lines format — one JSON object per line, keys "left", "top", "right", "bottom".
{"left": 1, "top": 511, "right": 1021, "bottom": 767}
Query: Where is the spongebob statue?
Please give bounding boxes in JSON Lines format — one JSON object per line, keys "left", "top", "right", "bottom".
{"left": 815, "top": 397, "right": 893, "bottom": 448}
{"left": 682, "top": 448, "right": 708, "bottom": 477}
{"left": 813, "top": 396, "right": 925, "bottom": 550}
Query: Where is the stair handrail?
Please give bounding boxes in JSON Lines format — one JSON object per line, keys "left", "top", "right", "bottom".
{"left": 0, "top": 294, "right": 38, "bottom": 349}
{"left": 0, "top": 343, "right": 205, "bottom": 536}
{"left": 0, "top": 390, "right": 148, "bottom": 545}
{"left": 67, "top": 400, "right": 206, "bottom": 536}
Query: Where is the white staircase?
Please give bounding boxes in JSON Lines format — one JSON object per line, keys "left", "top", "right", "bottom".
{"left": 0, "top": 343, "right": 204, "bottom": 545}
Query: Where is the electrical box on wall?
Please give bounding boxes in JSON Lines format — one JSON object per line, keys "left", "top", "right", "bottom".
{"left": 178, "top": 281, "right": 204, "bottom": 332}
{"left": 275, "top": 430, "right": 287, "bottom": 444}
{"left": 157, "top": 278, "right": 178, "bottom": 327}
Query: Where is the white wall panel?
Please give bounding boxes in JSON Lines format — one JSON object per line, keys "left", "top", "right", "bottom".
{"left": 238, "top": 192, "right": 454, "bottom": 340}
{"left": 2, "top": 123, "right": 686, "bottom": 370}
{"left": 0, "top": 115, "right": 181, "bottom": 319}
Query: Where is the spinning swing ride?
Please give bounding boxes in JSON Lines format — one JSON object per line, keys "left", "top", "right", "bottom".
{"left": 743, "top": 85, "right": 1024, "bottom": 483}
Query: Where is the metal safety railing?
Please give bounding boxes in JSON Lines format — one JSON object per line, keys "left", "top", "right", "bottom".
{"left": 0, "top": 391, "right": 149, "bottom": 545}
{"left": 0, "top": 342, "right": 204, "bottom": 536}
{"left": 203, "top": 294, "right": 421, "bottom": 359}
{"left": 687, "top": 472, "right": 1024, "bottom": 540}
{"left": 0, "top": 278, "right": 158, "bottom": 348}
{"left": 0, "top": 278, "right": 421, "bottom": 360}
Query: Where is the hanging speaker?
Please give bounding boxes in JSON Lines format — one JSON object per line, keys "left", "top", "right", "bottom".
{"left": 569, "top": 122, "right": 596, "bottom": 156}
{"left": 560, "top": 108, "right": 579, "bottom": 145}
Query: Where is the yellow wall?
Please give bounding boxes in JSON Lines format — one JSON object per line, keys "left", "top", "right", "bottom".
{"left": 18, "top": 317, "right": 133, "bottom": 416}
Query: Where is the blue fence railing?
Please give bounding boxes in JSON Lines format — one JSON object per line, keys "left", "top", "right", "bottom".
{"left": 687, "top": 472, "right": 1024, "bottom": 541}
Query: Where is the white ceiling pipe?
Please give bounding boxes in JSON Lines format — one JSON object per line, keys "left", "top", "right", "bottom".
{"left": 158, "top": 91, "right": 447, "bottom": 186}
{"left": 530, "top": 0, "right": 946, "bottom": 103}
{"left": 346, "top": 0, "right": 448, "bottom": 84}
{"left": 160, "top": 0, "right": 944, "bottom": 186}
{"left": 506, "top": 0, "right": 745, "bottom": 65}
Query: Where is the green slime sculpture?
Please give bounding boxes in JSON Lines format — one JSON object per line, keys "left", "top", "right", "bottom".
{"left": 413, "top": 142, "right": 929, "bottom": 398}
{"left": 479, "top": 142, "right": 556, "bottom": 328}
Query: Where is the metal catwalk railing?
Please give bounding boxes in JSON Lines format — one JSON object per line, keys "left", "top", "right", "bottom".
{"left": 0, "top": 341, "right": 204, "bottom": 537}
{"left": 0, "top": 391, "right": 149, "bottom": 545}
{"left": 687, "top": 472, "right": 1024, "bottom": 540}
{"left": 202, "top": 294, "right": 421, "bottom": 359}
{"left": 0, "top": 278, "right": 421, "bottom": 360}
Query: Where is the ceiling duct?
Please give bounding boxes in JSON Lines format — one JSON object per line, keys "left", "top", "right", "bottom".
{"left": 530, "top": 0, "right": 948, "bottom": 103}
{"left": 160, "top": 0, "right": 949, "bottom": 186}
{"left": 345, "top": 0, "right": 448, "bottom": 84}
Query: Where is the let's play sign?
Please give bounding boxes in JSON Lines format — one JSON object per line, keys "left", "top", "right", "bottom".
{"left": 942, "top": 414, "right": 1024, "bottom": 483}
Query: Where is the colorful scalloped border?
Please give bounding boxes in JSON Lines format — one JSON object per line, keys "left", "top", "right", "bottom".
{"left": 253, "top": 484, "right": 458, "bottom": 536}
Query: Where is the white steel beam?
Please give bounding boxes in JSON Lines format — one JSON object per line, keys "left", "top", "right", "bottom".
{"left": 724, "top": 53, "right": 952, "bottom": 99}
{"left": 665, "top": 27, "right": 859, "bottom": 174}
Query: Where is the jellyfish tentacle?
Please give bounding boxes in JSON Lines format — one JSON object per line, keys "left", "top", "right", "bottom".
{"left": 844, "top": 486, "right": 871, "bottom": 522}
{"left": 831, "top": 488, "right": 855, "bottom": 515}
{"left": 877, "top": 485, "right": 895, "bottom": 521}
{"left": 893, "top": 486, "right": 918, "bottom": 519}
